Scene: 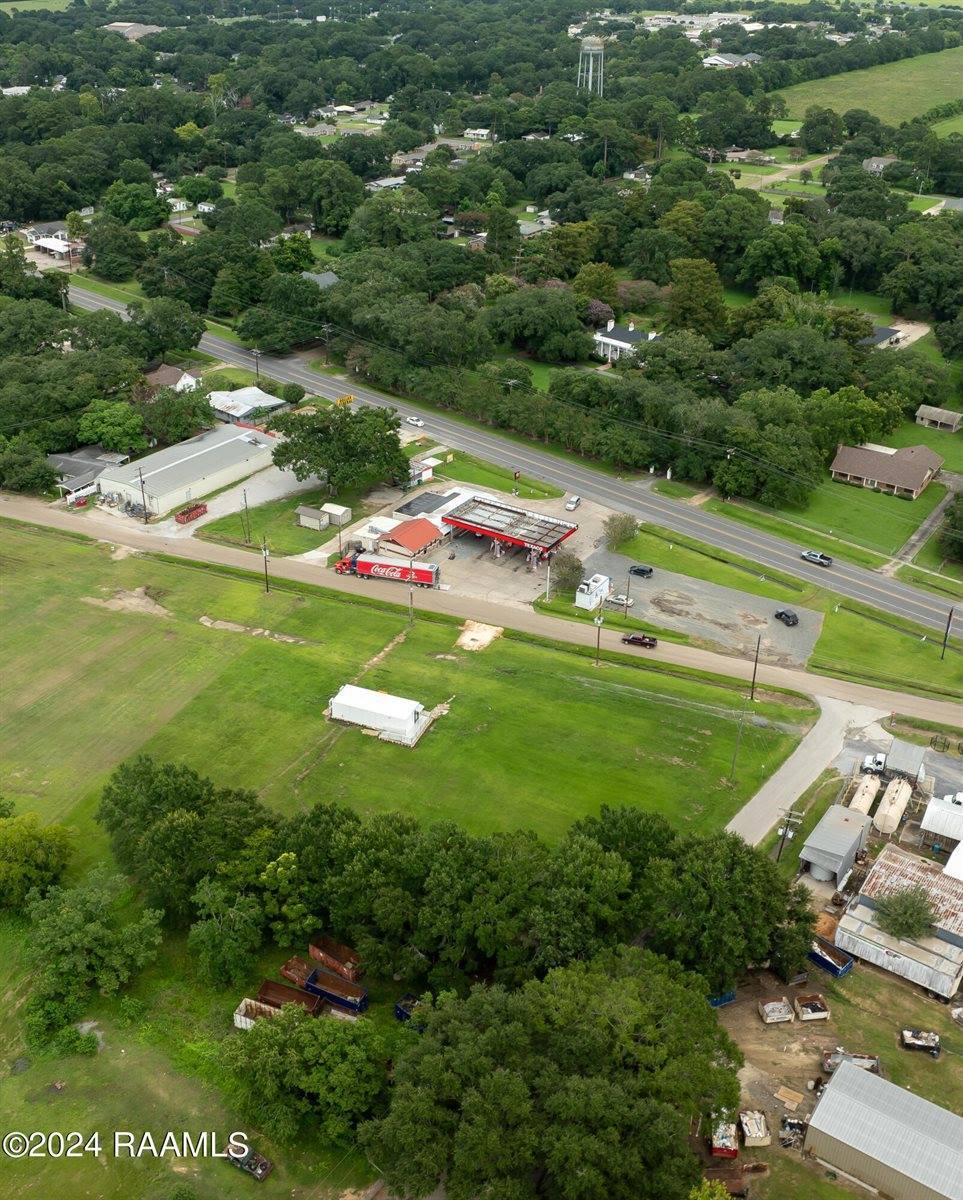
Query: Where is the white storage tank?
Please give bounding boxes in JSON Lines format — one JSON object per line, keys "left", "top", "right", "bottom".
{"left": 850, "top": 773, "right": 881, "bottom": 816}
{"left": 873, "top": 778, "right": 913, "bottom": 835}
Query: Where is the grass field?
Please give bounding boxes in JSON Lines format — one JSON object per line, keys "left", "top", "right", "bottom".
{"left": 886, "top": 417, "right": 963, "bottom": 473}
{"left": 913, "top": 526, "right": 963, "bottom": 582}
{"left": 758, "top": 769, "right": 845, "bottom": 880}
{"left": 705, "top": 478, "right": 948, "bottom": 560}
{"left": 775, "top": 46, "right": 963, "bottom": 121}
{"left": 434, "top": 449, "right": 562, "bottom": 500}
{"left": 198, "top": 485, "right": 374, "bottom": 556}
{"left": 652, "top": 479, "right": 700, "bottom": 499}
{"left": 932, "top": 113, "right": 963, "bottom": 136}
{"left": 0, "top": 0, "right": 70, "bottom": 9}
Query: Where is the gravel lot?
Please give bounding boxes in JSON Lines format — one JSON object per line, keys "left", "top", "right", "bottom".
{"left": 584, "top": 547, "right": 822, "bottom": 668}
{"left": 834, "top": 725, "right": 963, "bottom": 798}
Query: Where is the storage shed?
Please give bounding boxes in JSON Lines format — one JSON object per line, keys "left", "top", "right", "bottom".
{"left": 887, "top": 739, "right": 927, "bottom": 784}
{"left": 97, "top": 427, "right": 273, "bottom": 515}
{"left": 804, "top": 1061, "right": 963, "bottom": 1200}
{"left": 295, "top": 505, "right": 329, "bottom": 531}
{"left": 329, "top": 684, "right": 426, "bottom": 746}
{"left": 799, "top": 805, "right": 871, "bottom": 887}
{"left": 921, "top": 793, "right": 963, "bottom": 848}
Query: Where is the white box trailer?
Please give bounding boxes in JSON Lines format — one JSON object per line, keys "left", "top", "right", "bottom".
{"left": 234, "top": 998, "right": 281, "bottom": 1030}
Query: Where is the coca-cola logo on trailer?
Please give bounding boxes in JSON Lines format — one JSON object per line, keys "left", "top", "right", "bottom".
{"left": 368, "top": 564, "right": 405, "bottom": 580}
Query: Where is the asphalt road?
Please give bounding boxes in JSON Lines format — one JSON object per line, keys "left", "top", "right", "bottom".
{"left": 4, "top": 491, "right": 962, "bottom": 729}
{"left": 70, "top": 282, "right": 958, "bottom": 639}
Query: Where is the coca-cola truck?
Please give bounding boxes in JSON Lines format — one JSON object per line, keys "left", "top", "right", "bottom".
{"left": 334, "top": 553, "right": 439, "bottom": 587}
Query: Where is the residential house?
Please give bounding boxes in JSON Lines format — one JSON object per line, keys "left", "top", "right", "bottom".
{"left": 859, "top": 324, "right": 902, "bottom": 348}
{"left": 143, "top": 364, "right": 201, "bottom": 394}
{"left": 768, "top": 208, "right": 784, "bottom": 225}
{"left": 196, "top": 201, "right": 216, "bottom": 214}
{"left": 1, "top": 85, "right": 31, "bottom": 97}
{"left": 622, "top": 164, "right": 651, "bottom": 184}
{"left": 46, "top": 444, "right": 130, "bottom": 502}
{"left": 166, "top": 197, "right": 190, "bottom": 213}
{"left": 702, "top": 52, "right": 760, "bottom": 68}
{"left": 463, "top": 127, "right": 492, "bottom": 140}
{"left": 829, "top": 443, "right": 943, "bottom": 500}
{"left": 862, "top": 155, "right": 899, "bottom": 176}
{"left": 300, "top": 269, "right": 340, "bottom": 289}
{"left": 366, "top": 176, "right": 407, "bottom": 192}
{"left": 594, "top": 319, "right": 660, "bottom": 362}
{"left": 22, "top": 221, "right": 67, "bottom": 245}
{"left": 208, "top": 386, "right": 287, "bottom": 425}
{"left": 518, "top": 212, "right": 556, "bottom": 238}
{"left": 916, "top": 404, "right": 962, "bottom": 433}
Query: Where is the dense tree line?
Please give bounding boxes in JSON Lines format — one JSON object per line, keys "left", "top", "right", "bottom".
{"left": 98, "top": 756, "right": 813, "bottom": 997}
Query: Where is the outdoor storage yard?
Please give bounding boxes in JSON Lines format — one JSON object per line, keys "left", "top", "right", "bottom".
{"left": 0, "top": 520, "right": 816, "bottom": 1200}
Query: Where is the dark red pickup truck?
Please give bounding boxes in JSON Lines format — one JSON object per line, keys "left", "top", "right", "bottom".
{"left": 621, "top": 633, "right": 658, "bottom": 649}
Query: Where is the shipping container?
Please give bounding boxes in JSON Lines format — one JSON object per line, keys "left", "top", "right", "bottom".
{"left": 808, "top": 935, "right": 855, "bottom": 978}
{"left": 256, "top": 979, "right": 325, "bottom": 1016}
{"left": 308, "top": 934, "right": 362, "bottom": 982}
{"left": 233, "top": 997, "right": 282, "bottom": 1030}
{"left": 306, "top": 965, "right": 369, "bottom": 1013}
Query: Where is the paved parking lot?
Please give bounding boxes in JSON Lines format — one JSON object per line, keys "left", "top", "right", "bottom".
{"left": 584, "top": 547, "right": 822, "bottom": 668}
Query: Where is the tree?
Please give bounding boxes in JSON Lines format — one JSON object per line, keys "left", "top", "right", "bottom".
{"left": 572, "top": 262, "right": 617, "bottom": 307}
{"left": 551, "top": 551, "right": 584, "bottom": 592}
{"left": 667, "top": 259, "right": 727, "bottom": 339}
{"left": 689, "top": 1183, "right": 731, "bottom": 1200}
{"left": 0, "top": 435, "right": 56, "bottom": 492}
{"left": 940, "top": 495, "right": 963, "bottom": 564}
{"left": 360, "top": 949, "right": 741, "bottom": 1200}
{"left": 799, "top": 106, "right": 842, "bottom": 153}
{"left": 0, "top": 813, "right": 72, "bottom": 910}
{"left": 224, "top": 1004, "right": 395, "bottom": 1144}
{"left": 82, "top": 217, "right": 147, "bottom": 281}
{"left": 26, "top": 868, "right": 163, "bottom": 1001}
{"left": 875, "top": 886, "right": 935, "bottom": 940}
{"left": 128, "top": 298, "right": 205, "bottom": 360}
{"left": 133, "top": 387, "right": 213, "bottom": 446}
{"left": 485, "top": 203, "right": 520, "bottom": 259}
{"left": 485, "top": 287, "right": 592, "bottom": 362}
{"left": 602, "top": 512, "right": 639, "bottom": 551}
{"left": 299, "top": 160, "right": 365, "bottom": 235}
{"left": 270, "top": 406, "right": 410, "bottom": 494}
{"left": 77, "top": 399, "right": 147, "bottom": 455}
{"left": 187, "top": 879, "right": 264, "bottom": 985}
{"left": 270, "top": 233, "right": 315, "bottom": 274}
{"left": 935, "top": 312, "right": 963, "bottom": 359}
{"left": 101, "top": 181, "right": 170, "bottom": 230}
{"left": 343, "top": 188, "right": 437, "bottom": 251}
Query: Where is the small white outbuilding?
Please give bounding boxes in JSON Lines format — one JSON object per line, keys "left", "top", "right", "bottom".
{"left": 329, "top": 684, "right": 426, "bottom": 746}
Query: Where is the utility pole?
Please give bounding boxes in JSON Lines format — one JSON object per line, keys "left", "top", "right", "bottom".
{"left": 138, "top": 470, "right": 149, "bottom": 523}
{"left": 941, "top": 606, "right": 955, "bottom": 661}
{"left": 594, "top": 612, "right": 604, "bottom": 667}
{"left": 261, "top": 538, "right": 270, "bottom": 593}
{"left": 252, "top": 348, "right": 262, "bottom": 380}
{"left": 624, "top": 572, "right": 632, "bottom": 618}
{"left": 775, "top": 806, "right": 803, "bottom": 863}
{"left": 242, "top": 488, "right": 251, "bottom": 545}
{"left": 749, "top": 634, "right": 761, "bottom": 701}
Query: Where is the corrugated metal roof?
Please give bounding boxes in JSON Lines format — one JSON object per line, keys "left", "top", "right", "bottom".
{"left": 98, "top": 427, "right": 273, "bottom": 498}
{"left": 860, "top": 845, "right": 963, "bottom": 937}
{"left": 801, "top": 805, "right": 870, "bottom": 866}
{"left": 921, "top": 794, "right": 963, "bottom": 842}
{"left": 807, "top": 1062, "right": 963, "bottom": 1199}
{"left": 886, "top": 738, "right": 927, "bottom": 778}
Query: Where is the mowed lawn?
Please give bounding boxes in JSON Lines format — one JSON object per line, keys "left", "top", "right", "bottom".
{"left": 886, "top": 417, "right": 963, "bottom": 474}
{"left": 0, "top": 522, "right": 805, "bottom": 845}
{"left": 775, "top": 46, "right": 963, "bottom": 120}
{"left": 198, "top": 485, "right": 375, "bottom": 556}
{"left": 707, "top": 478, "right": 948, "bottom": 558}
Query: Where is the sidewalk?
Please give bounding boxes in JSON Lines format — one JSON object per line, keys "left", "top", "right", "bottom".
{"left": 725, "top": 697, "right": 887, "bottom": 845}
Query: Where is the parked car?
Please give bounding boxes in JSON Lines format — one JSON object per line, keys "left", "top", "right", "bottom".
{"left": 629, "top": 564, "right": 653, "bottom": 578}
{"left": 564, "top": 494, "right": 581, "bottom": 511}
{"left": 801, "top": 550, "right": 833, "bottom": 567}
{"left": 405, "top": 415, "right": 425, "bottom": 427}
{"left": 606, "top": 593, "right": 634, "bottom": 608}
{"left": 621, "top": 633, "right": 657, "bottom": 649}
{"left": 862, "top": 753, "right": 887, "bottom": 774}
{"left": 774, "top": 609, "right": 799, "bottom": 627}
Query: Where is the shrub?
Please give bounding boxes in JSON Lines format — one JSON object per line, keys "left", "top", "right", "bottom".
{"left": 875, "top": 886, "right": 935, "bottom": 940}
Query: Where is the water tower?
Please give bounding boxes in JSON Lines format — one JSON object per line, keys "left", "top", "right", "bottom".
{"left": 577, "top": 36, "right": 605, "bottom": 97}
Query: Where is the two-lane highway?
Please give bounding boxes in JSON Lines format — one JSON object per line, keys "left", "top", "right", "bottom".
{"left": 70, "top": 282, "right": 959, "bottom": 638}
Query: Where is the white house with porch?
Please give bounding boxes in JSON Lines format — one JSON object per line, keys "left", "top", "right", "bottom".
{"left": 593, "top": 320, "right": 660, "bottom": 362}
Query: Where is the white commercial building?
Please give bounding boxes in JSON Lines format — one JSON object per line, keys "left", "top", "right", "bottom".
{"left": 97, "top": 426, "right": 274, "bottom": 515}
{"left": 329, "top": 684, "right": 426, "bottom": 747}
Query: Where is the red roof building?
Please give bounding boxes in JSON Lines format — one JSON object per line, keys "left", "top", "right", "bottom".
{"left": 379, "top": 517, "right": 443, "bottom": 558}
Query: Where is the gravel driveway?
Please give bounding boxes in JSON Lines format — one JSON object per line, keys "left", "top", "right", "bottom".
{"left": 585, "top": 548, "right": 822, "bottom": 668}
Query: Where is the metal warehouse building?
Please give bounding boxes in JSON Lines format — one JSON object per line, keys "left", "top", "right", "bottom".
{"left": 97, "top": 427, "right": 274, "bottom": 515}
{"left": 805, "top": 1061, "right": 963, "bottom": 1200}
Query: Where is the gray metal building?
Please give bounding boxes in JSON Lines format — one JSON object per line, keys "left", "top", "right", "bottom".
{"left": 805, "top": 1061, "right": 963, "bottom": 1200}
{"left": 798, "top": 805, "right": 871, "bottom": 887}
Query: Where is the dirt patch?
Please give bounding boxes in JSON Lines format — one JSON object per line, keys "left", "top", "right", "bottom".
{"left": 83, "top": 587, "right": 170, "bottom": 617}
{"left": 456, "top": 621, "right": 502, "bottom": 651}
{"left": 433, "top": 653, "right": 460, "bottom": 661}
{"left": 351, "top": 628, "right": 409, "bottom": 682}
{"left": 107, "top": 544, "right": 138, "bottom": 562}
{"left": 198, "top": 616, "right": 305, "bottom": 644}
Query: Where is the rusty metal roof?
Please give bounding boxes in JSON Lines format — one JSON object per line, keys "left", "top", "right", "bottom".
{"left": 859, "top": 845, "right": 963, "bottom": 937}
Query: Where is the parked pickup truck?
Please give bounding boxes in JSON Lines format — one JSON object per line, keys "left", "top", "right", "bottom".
{"left": 900, "top": 1029, "right": 941, "bottom": 1058}
{"left": 621, "top": 633, "right": 657, "bottom": 649}
{"left": 227, "top": 1142, "right": 273, "bottom": 1181}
